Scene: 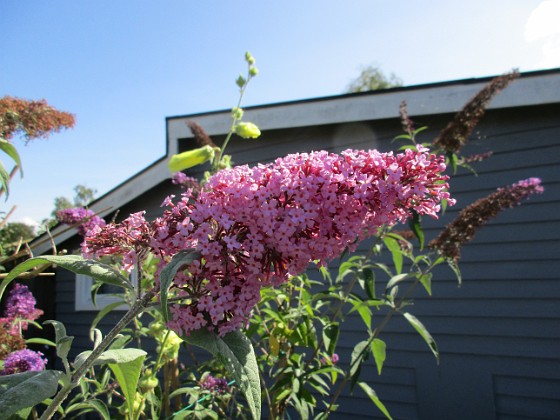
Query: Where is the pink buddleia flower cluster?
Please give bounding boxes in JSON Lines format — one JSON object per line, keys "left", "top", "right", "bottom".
{"left": 56, "top": 207, "right": 106, "bottom": 237}
{"left": 1, "top": 283, "right": 43, "bottom": 332}
{"left": 145, "top": 147, "right": 453, "bottom": 337}
{"left": 82, "top": 211, "right": 151, "bottom": 272}
{"left": 1, "top": 348, "right": 47, "bottom": 375}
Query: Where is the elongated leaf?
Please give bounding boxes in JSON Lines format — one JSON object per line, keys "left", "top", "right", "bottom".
{"left": 371, "top": 339, "right": 386, "bottom": 375}
{"left": 159, "top": 249, "right": 200, "bottom": 322}
{"left": 447, "top": 259, "right": 462, "bottom": 286}
{"left": 66, "top": 399, "right": 110, "bottom": 420}
{"left": 183, "top": 329, "right": 261, "bottom": 420}
{"left": 25, "top": 337, "right": 56, "bottom": 347}
{"left": 357, "top": 381, "right": 393, "bottom": 420}
{"left": 1, "top": 255, "right": 132, "bottom": 301}
{"left": 386, "top": 273, "right": 413, "bottom": 291}
{"left": 383, "top": 237, "right": 403, "bottom": 274}
{"left": 403, "top": 312, "right": 439, "bottom": 362}
{"left": 350, "top": 340, "right": 368, "bottom": 391}
{"left": 0, "top": 138, "right": 22, "bottom": 175}
{"left": 74, "top": 348, "right": 147, "bottom": 370}
{"left": 408, "top": 211, "right": 424, "bottom": 250}
{"left": 419, "top": 273, "right": 432, "bottom": 296}
{"left": 0, "top": 370, "right": 62, "bottom": 417}
{"left": 0, "top": 159, "right": 10, "bottom": 199}
{"left": 322, "top": 323, "right": 339, "bottom": 354}
{"left": 359, "top": 267, "right": 376, "bottom": 299}
{"left": 348, "top": 300, "right": 372, "bottom": 330}
{"left": 109, "top": 354, "right": 145, "bottom": 417}
{"left": 44, "top": 320, "right": 74, "bottom": 365}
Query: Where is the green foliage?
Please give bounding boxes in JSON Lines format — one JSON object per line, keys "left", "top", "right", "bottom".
{"left": 109, "top": 352, "right": 146, "bottom": 418}
{"left": 1, "top": 254, "right": 133, "bottom": 301}
{"left": 0, "top": 371, "right": 62, "bottom": 418}
{"left": 0, "top": 222, "right": 35, "bottom": 256}
{"left": 346, "top": 64, "right": 403, "bottom": 93}
{"left": 183, "top": 330, "right": 261, "bottom": 420}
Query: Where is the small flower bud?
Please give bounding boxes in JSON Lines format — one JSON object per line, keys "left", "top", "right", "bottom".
{"left": 234, "top": 122, "right": 261, "bottom": 139}
{"left": 245, "top": 51, "right": 255, "bottom": 65}
{"left": 249, "top": 66, "right": 259, "bottom": 77}
{"left": 168, "top": 145, "right": 215, "bottom": 172}
{"left": 231, "top": 107, "right": 244, "bottom": 120}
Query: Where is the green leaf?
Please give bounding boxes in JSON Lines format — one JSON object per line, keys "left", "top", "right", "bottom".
{"left": 447, "top": 259, "right": 462, "bottom": 286}
{"left": 159, "top": 249, "right": 200, "bottom": 322}
{"left": 350, "top": 340, "right": 368, "bottom": 391}
{"left": 0, "top": 371, "right": 62, "bottom": 417}
{"left": 25, "top": 337, "right": 56, "bottom": 347}
{"left": 386, "top": 273, "right": 413, "bottom": 291}
{"left": 66, "top": 400, "right": 110, "bottom": 420}
{"left": 44, "top": 320, "right": 74, "bottom": 368}
{"left": 0, "top": 159, "right": 10, "bottom": 199}
{"left": 109, "top": 353, "right": 146, "bottom": 417}
{"left": 0, "top": 138, "right": 23, "bottom": 175}
{"left": 183, "top": 329, "right": 261, "bottom": 420}
{"left": 383, "top": 237, "right": 403, "bottom": 274}
{"left": 371, "top": 339, "right": 386, "bottom": 375}
{"left": 419, "top": 273, "right": 432, "bottom": 296}
{"left": 408, "top": 211, "right": 424, "bottom": 250}
{"left": 74, "top": 348, "right": 147, "bottom": 370}
{"left": 1, "top": 255, "right": 132, "bottom": 302}
{"left": 348, "top": 300, "right": 372, "bottom": 330}
{"left": 357, "top": 381, "right": 393, "bottom": 420}
{"left": 322, "top": 323, "right": 339, "bottom": 355}
{"left": 358, "top": 268, "right": 376, "bottom": 299}
{"left": 403, "top": 312, "right": 439, "bottom": 363}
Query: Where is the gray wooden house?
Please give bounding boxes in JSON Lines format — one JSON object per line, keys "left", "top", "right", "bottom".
{"left": 31, "top": 68, "right": 560, "bottom": 419}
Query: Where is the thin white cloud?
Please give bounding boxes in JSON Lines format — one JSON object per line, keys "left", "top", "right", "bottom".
{"left": 525, "top": 0, "right": 560, "bottom": 68}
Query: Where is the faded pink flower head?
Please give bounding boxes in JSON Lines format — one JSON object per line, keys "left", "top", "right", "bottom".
{"left": 56, "top": 207, "right": 106, "bottom": 237}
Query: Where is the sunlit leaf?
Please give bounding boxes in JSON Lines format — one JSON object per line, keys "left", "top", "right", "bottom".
{"left": 109, "top": 353, "right": 145, "bottom": 417}
{"left": 1, "top": 255, "right": 132, "bottom": 302}
{"left": 371, "top": 339, "right": 386, "bottom": 375}
{"left": 403, "top": 312, "right": 439, "bottom": 363}
{"left": 358, "top": 381, "right": 393, "bottom": 419}
{"left": 383, "top": 237, "right": 402, "bottom": 274}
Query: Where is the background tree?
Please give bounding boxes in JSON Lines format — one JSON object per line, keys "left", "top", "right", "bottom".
{"left": 0, "top": 222, "right": 35, "bottom": 257}
{"left": 346, "top": 64, "right": 403, "bottom": 93}
{"left": 39, "top": 184, "right": 98, "bottom": 232}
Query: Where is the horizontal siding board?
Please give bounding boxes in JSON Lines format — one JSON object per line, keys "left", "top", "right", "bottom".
{"left": 496, "top": 395, "right": 560, "bottom": 420}
{"left": 375, "top": 314, "right": 559, "bottom": 339}
{"left": 494, "top": 375, "right": 560, "bottom": 400}
{"left": 379, "top": 331, "right": 559, "bottom": 360}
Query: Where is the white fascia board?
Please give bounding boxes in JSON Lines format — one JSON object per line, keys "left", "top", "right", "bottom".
{"left": 168, "top": 72, "right": 560, "bottom": 142}
{"left": 31, "top": 158, "right": 170, "bottom": 256}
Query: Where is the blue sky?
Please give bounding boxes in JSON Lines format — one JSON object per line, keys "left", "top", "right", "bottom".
{"left": 1, "top": 0, "right": 559, "bottom": 227}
